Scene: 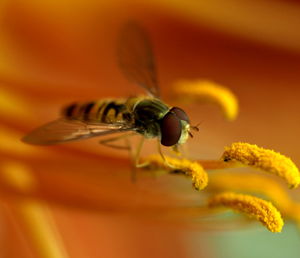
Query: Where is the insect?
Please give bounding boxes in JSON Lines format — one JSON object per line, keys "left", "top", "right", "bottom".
{"left": 22, "top": 22, "right": 199, "bottom": 165}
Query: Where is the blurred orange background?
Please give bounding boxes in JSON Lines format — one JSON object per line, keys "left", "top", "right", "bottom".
{"left": 1, "top": 0, "right": 300, "bottom": 257}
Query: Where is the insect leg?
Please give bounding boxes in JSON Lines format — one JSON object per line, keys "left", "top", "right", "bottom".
{"left": 100, "top": 134, "right": 140, "bottom": 182}
{"left": 172, "top": 144, "right": 181, "bottom": 156}
{"left": 134, "top": 137, "right": 148, "bottom": 168}
{"left": 99, "top": 133, "right": 136, "bottom": 150}
{"left": 125, "top": 136, "right": 147, "bottom": 182}
{"left": 157, "top": 141, "right": 177, "bottom": 169}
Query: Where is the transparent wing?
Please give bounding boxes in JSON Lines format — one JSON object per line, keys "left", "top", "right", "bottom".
{"left": 22, "top": 118, "right": 135, "bottom": 145}
{"left": 118, "top": 22, "right": 160, "bottom": 97}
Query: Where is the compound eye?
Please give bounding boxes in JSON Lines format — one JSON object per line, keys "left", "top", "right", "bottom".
{"left": 170, "top": 107, "right": 190, "bottom": 123}
{"left": 160, "top": 112, "right": 182, "bottom": 146}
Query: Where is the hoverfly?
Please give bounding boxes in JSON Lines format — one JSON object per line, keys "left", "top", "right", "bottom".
{"left": 23, "top": 22, "right": 198, "bottom": 164}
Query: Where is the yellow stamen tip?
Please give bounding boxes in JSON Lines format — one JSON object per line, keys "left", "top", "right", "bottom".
{"left": 208, "top": 173, "right": 292, "bottom": 213}
{"left": 208, "top": 192, "right": 284, "bottom": 233}
{"left": 174, "top": 80, "right": 238, "bottom": 121}
{"left": 144, "top": 155, "right": 208, "bottom": 190}
{"left": 222, "top": 142, "right": 300, "bottom": 188}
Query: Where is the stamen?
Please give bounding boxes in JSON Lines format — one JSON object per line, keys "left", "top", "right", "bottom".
{"left": 208, "top": 192, "right": 284, "bottom": 233}
{"left": 208, "top": 173, "right": 292, "bottom": 213}
{"left": 13, "top": 202, "right": 69, "bottom": 258}
{"left": 222, "top": 142, "right": 300, "bottom": 188}
{"left": 174, "top": 80, "right": 238, "bottom": 121}
{"left": 143, "top": 155, "right": 208, "bottom": 190}
{"left": 1, "top": 162, "right": 68, "bottom": 258}
{"left": 208, "top": 173, "right": 300, "bottom": 226}
{"left": 199, "top": 160, "right": 232, "bottom": 170}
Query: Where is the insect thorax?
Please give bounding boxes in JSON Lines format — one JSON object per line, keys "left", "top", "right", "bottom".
{"left": 129, "top": 97, "right": 169, "bottom": 138}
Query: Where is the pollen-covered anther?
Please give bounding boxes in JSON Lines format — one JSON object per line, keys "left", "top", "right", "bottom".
{"left": 208, "top": 172, "right": 293, "bottom": 213}
{"left": 143, "top": 155, "right": 208, "bottom": 190}
{"left": 208, "top": 192, "right": 284, "bottom": 233}
{"left": 173, "top": 80, "right": 238, "bottom": 121}
{"left": 222, "top": 142, "right": 300, "bottom": 188}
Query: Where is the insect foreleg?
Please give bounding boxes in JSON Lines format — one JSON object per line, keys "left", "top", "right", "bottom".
{"left": 157, "top": 141, "right": 177, "bottom": 169}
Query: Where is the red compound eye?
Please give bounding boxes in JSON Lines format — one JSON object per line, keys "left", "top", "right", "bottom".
{"left": 170, "top": 107, "right": 190, "bottom": 123}
{"left": 160, "top": 112, "right": 182, "bottom": 146}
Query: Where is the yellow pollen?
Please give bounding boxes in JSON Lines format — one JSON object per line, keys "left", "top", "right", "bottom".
{"left": 222, "top": 142, "right": 300, "bottom": 188}
{"left": 208, "top": 172, "right": 292, "bottom": 213}
{"left": 143, "top": 155, "right": 208, "bottom": 190}
{"left": 174, "top": 80, "right": 238, "bottom": 121}
{"left": 208, "top": 173, "right": 300, "bottom": 225}
{"left": 208, "top": 192, "right": 284, "bottom": 233}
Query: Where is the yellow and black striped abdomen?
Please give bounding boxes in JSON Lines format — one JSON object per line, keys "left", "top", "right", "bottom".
{"left": 62, "top": 99, "right": 129, "bottom": 124}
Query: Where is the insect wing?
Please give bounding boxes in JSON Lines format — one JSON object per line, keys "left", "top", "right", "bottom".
{"left": 118, "top": 22, "right": 160, "bottom": 97}
{"left": 22, "top": 118, "right": 134, "bottom": 145}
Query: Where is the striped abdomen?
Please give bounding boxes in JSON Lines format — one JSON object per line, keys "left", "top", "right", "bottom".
{"left": 62, "top": 99, "right": 129, "bottom": 124}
